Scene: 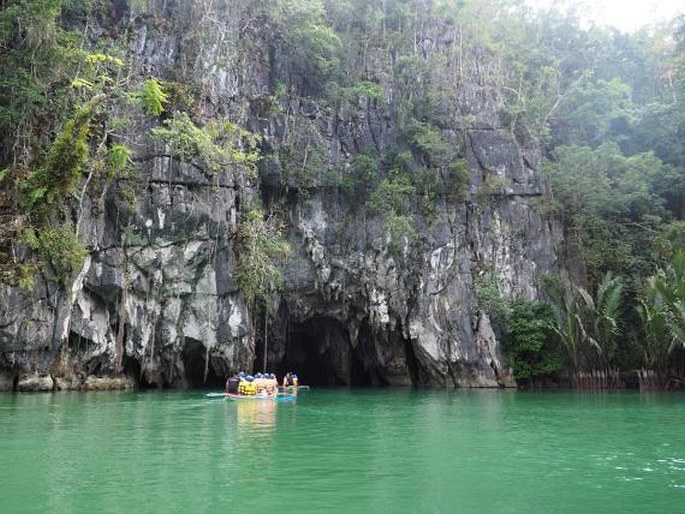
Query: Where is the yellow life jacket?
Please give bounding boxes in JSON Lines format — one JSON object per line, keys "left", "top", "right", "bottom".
{"left": 238, "top": 380, "right": 253, "bottom": 395}
{"left": 266, "top": 379, "right": 276, "bottom": 394}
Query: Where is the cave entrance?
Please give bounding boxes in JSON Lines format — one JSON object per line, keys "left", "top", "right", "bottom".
{"left": 279, "top": 316, "right": 369, "bottom": 387}
{"left": 350, "top": 318, "right": 385, "bottom": 387}
{"left": 181, "top": 338, "right": 223, "bottom": 389}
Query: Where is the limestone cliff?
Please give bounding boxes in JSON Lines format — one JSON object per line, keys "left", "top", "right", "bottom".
{"left": 0, "top": 0, "right": 566, "bottom": 391}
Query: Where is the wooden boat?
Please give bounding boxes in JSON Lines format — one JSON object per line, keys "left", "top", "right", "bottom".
{"left": 206, "top": 391, "right": 295, "bottom": 402}
{"left": 226, "top": 392, "right": 278, "bottom": 401}
{"left": 206, "top": 383, "right": 304, "bottom": 399}
{"left": 205, "top": 392, "right": 274, "bottom": 399}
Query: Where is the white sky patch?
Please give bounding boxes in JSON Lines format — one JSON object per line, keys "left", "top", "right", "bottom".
{"left": 525, "top": 0, "right": 684, "bottom": 32}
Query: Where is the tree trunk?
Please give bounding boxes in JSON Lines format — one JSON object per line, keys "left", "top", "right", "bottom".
{"left": 263, "top": 308, "right": 268, "bottom": 372}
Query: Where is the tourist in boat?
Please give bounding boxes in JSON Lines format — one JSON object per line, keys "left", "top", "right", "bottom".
{"left": 264, "top": 373, "right": 277, "bottom": 395}
{"left": 254, "top": 372, "right": 266, "bottom": 395}
{"left": 225, "top": 371, "right": 240, "bottom": 394}
{"left": 232, "top": 371, "right": 247, "bottom": 395}
{"left": 268, "top": 373, "right": 278, "bottom": 394}
{"left": 282, "top": 372, "right": 299, "bottom": 388}
{"left": 238, "top": 375, "right": 257, "bottom": 396}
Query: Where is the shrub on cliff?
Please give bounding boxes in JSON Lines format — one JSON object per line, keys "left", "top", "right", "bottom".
{"left": 503, "top": 300, "right": 564, "bottom": 386}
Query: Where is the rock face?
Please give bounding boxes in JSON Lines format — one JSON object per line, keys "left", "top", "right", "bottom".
{"left": 0, "top": 1, "right": 564, "bottom": 390}
{"left": 17, "top": 373, "right": 54, "bottom": 393}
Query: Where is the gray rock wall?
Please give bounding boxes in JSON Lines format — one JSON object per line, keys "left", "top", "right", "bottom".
{"left": 0, "top": 1, "right": 565, "bottom": 390}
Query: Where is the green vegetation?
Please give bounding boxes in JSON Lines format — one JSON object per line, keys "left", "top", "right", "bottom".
{"left": 244, "top": 0, "right": 342, "bottom": 95}
{"left": 503, "top": 300, "right": 563, "bottom": 385}
{"left": 277, "top": 131, "right": 327, "bottom": 189}
{"left": 235, "top": 204, "right": 291, "bottom": 311}
{"left": 20, "top": 102, "right": 94, "bottom": 211}
{"left": 23, "top": 225, "right": 88, "bottom": 280}
{"left": 335, "top": 152, "right": 378, "bottom": 197}
{"left": 108, "top": 144, "right": 133, "bottom": 176}
{"left": 463, "top": 3, "right": 684, "bottom": 387}
{"left": 0, "top": 1, "right": 108, "bottom": 284}
{"left": 150, "top": 112, "right": 260, "bottom": 177}
{"left": 368, "top": 167, "right": 417, "bottom": 257}
{"left": 543, "top": 143, "right": 669, "bottom": 286}
{"left": 636, "top": 251, "right": 685, "bottom": 386}
{"left": 139, "top": 79, "right": 168, "bottom": 117}
{"left": 1, "top": 0, "right": 684, "bottom": 387}
{"left": 0, "top": 1, "right": 261, "bottom": 286}
{"left": 472, "top": 269, "right": 512, "bottom": 323}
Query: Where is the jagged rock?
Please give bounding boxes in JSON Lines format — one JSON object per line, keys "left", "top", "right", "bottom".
{"left": 17, "top": 373, "right": 54, "bottom": 392}
{"left": 0, "top": 2, "right": 566, "bottom": 389}
{"left": 81, "top": 376, "right": 134, "bottom": 391}
{"left": 54, "top": 375, "right": 83, "bottom": 391}
{"left": 0, "top": 372, "right": 15, "bottom": 392}
{"left": 473, "top": 313, "right": 516, "bottom": 388}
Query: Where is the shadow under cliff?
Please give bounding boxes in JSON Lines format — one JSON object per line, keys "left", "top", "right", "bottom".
{"left": 254, "top": 302, "right": 419, "bottom": 388}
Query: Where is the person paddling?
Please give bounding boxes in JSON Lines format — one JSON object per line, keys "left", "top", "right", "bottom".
{"left": 282, "top": 371, "right": 299, "bottom": 388}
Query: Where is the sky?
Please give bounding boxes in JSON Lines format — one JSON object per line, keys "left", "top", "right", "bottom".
{"left": 524, "top": 0, "right": 684, "bottom": 32}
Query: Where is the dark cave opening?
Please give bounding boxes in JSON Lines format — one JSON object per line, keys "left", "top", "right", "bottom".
{"left": 350, "top": 320, "right": 377, "bottom": 387}
{"left": 278, "top": 316, "right": 376, "bottom": 387}
{"left": 181, "top": 337, "right": 224, "bottom": 389}
{"left": 404, "top": 337, "right": 421, "bottom": 386}
{"left": 350, "top": 318, "right": 408, "bottom": 387}
{"left": 67, "top": 331, "right": 103, "bottom": 376}
{"left": 124, "top": 357, "right": 144, "bottom": 387}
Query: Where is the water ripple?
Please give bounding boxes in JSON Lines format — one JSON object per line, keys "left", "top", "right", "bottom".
{"left": 1, "top": 389, "right": 685, "bottom": 512}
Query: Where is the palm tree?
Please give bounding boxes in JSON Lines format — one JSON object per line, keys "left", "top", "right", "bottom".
{"left": 547, "top": 272, "right": 623, "bottom": 387}
{"left": 547, "top": 286, "right": 583, "bottom": 377}
{"left": 636, "top": 293, "right": 671, "bottom": 387}
{"left": 576, "top": 272, "right": 623, "bottom": 371}
{"left": 637, "top": 250, "right": 685, "bottom": 388}
{"left": 652, "top": 251, "right": 685, "bottom": 347}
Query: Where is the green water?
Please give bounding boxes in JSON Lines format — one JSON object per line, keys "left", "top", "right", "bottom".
{"left": 1, "top": 389, "right": 684, "bottom": 513}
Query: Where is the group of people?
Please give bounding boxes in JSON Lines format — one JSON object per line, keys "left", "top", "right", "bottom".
{"left": 226, "top": 371, "right": 304, "bottom": 397}
{"left": 226, "top": 371, "right": 279, "bottom": 396}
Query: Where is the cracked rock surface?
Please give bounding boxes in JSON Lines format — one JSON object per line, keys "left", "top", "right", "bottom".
{"left": 0, "top": 2, "right": 566, "bottom": 390}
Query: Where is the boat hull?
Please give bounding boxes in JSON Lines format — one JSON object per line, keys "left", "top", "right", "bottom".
{"left": 226, "top": 393, "right": 278, "bottom": 400}
{"left": 205, "top": 391, "right": 296, "bottom": 402}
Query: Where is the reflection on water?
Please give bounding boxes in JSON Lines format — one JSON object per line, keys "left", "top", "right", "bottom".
{"left": 235, "top": 399, "right": 277, "bottom": 433}
{"left": 2, "top": 389, "right": 685, "bottom": 513}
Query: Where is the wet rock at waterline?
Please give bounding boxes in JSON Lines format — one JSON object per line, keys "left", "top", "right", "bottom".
{"left": 17, "top": 373, "right": 54, "bottom": 393}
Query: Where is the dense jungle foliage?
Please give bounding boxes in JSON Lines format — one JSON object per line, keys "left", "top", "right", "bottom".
{"left": 0, "top": 0, "right": 683, "bottom": 387}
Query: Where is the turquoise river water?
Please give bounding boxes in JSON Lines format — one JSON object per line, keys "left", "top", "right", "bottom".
{"left": 1, "top": 389, "right": 684, "bottom": 513}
